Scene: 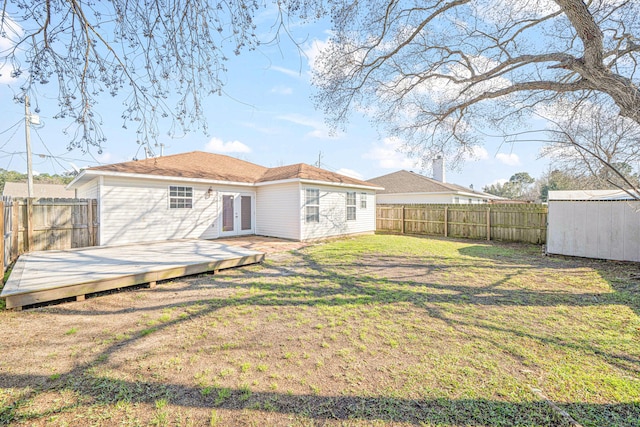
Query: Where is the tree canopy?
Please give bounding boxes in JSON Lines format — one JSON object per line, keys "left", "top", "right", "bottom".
{"left": 1, "top": 0, "right": 290, "bottom": 152}
{"left": 540, "top": 97, "right": 640, "bottom": 189}
{"left": 312, "top": 0, "right": 640, "bottom": 172}
{"left": 483, "top": 172, "right": 535, "bottom": 200}
{"left": 2, "top": 0, "right": 640, "bottom": 176}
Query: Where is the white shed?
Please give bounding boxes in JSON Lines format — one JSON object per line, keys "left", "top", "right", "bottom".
{"left": 547, "top": 190, "right": 640, "bottom": 262}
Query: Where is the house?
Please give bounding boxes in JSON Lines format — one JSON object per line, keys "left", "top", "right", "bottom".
{"left": 67, "top": 151, "right": 382, "bottom": 246}
{"left": 368, "top": 167, "right": 502, "bottom": 205}
{"left": 2, "top": 182, "right": 75, "bottom": 198}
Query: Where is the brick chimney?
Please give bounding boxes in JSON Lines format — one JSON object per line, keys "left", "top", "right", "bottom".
{"left": 433, "top": 156, "right": 446, "bottom": 183}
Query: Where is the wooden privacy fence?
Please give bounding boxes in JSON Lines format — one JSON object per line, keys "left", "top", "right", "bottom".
{"left": 376, "top": 204, "right": 548, "bottom": 244}
{"left": 0, "top": 197, "right": 99, "bottom": 274}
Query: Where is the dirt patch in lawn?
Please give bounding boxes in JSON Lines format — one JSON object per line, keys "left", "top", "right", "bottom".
{"left": 1, "top": 235, "right": 639, "bottom": 426}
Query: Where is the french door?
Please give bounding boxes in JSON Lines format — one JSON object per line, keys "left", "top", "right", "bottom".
{"left": 220, "top": 193, "right": 254, "bottom": 236}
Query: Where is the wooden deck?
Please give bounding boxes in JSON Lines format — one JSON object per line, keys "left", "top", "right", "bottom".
{"left": 1, "top": 239, "right": 265, "bottom": 310}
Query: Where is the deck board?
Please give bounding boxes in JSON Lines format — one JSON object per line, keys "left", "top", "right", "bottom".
{"left": 1, "top": 240, "right": 265, "bottom": 309}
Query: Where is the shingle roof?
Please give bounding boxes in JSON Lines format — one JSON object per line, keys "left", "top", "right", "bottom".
{"left": 258, "top": 163, "right": 371, "bottom": 187}
{"left": 367, "top": 170, "right": 496, "bottom": 198}
{"left": 84, "top": 151, "right": 376, "bottom": 188}
{"left": 2, "top": 182, "right": 75, "bottom": 198}
{"left": 89, "top": 151, "right": 268, "bottom": 183}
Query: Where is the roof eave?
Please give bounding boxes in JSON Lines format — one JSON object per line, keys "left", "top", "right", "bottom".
{"left": 67, "top": 169, "right": 256, "bottom": 188}
{"left": 255, "top": 178, "right": 383, "bottom": 190}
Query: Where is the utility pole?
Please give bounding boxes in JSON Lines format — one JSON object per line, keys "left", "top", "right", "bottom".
{"left": 24, "top": 95, "right": 34, "bottom": 198}
{"left": 316, "top": 151, "right": 323, "bottom": 168}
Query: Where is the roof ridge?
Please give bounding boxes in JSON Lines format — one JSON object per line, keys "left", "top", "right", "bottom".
{"left": 81, "top": 151, "right": 378, "bottom": 189}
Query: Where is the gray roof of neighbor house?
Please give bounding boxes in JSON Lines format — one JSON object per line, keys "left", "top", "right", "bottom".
{"left": 367, "top": 170, "right": 501, "bottom": 199}
{"left": 70, "top": 151, "right": 380, "bottom": 189}
{"left": 2, "top": 182, "right": 75, "bottom": 198}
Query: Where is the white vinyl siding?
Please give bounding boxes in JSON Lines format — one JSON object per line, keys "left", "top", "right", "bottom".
{"left": 75, "top": 178, "right": 99, "bottom": 200}
{"left": 98, "top": 177, "right": 220, "bottom": 245}
{"left": 255, "top": 182, "right": 301, "bottom": 240}
{"left": 547, "top": 199, "right": 640, "bottom": 262}
{"left": 301, "top": 186, "right": 375, "bottom": 240}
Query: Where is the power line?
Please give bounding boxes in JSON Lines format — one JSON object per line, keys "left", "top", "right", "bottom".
{"left": 32, "top": 126, "right": 74, "bottom": 174}
{"left": 0, "top": 149, "right": 101, "bottom": 165}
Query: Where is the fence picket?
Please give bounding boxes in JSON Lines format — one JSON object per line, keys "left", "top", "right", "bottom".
{"left": 376, "top": 203, "right": 547, "bottom": 244}
{"left": 0, "top": 198, "right": 99, "bottom": 272}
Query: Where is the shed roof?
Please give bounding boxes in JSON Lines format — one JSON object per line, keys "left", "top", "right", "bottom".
{"left": 367, "top": 170, "right": 500, "bottom": 199}
{"left": 548, "top": 190, "right": 639, "bottom": 201}
{"left": 72, "top": 151, "right": 378, "bottom": 189}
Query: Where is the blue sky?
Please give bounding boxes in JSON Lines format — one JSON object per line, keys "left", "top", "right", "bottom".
{"left": 0, "top": 12, "right": 551, "bottom": 190}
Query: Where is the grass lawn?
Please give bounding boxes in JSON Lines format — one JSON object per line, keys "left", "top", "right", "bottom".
{"left": 0, "top": 234, "right": 638, "bottom": 426}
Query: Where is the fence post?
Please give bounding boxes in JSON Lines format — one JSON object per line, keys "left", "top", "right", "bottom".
{"left": 401, "top": 206, "right": 405, "bottom": 234}
{"left": 87, "top": 199, "right": 94, "bottom": 246}
{"left": 444, "top": 206, "right": 448, "bottom": 237}
{"left": 11, "top": 201, "right": 18, "bottom": 260}
{"left": 486, "top": 207, "right": 491, "bottom": 241}
{"left": 26, "top": 198, "right": 34, "bottom": 253}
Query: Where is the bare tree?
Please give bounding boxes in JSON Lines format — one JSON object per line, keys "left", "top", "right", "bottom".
{"left": 540, "top": 98, "right": 640, "bottom": 190}
{"left": 312, "top": 0, "right": 640, "bottom": 171}
{"left": 1, "top": 0, "right": 296, "bottom": 153}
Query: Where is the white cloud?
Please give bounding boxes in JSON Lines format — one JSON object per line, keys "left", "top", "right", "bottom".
{"left": 270, "top": 66, "right": 303, "bottom": 79}
{"left": 239, "top": 121, "right": 279, "bottom": 135}
{"left": 0, "top": 15, "right": 25, "bottom": 84}
{"left": 303, "top": 39, "right": 329, "bottom": 74}
{"left": 270, "top": 85, "right": 293, "bottom": 95}
{"left": 336, "top": 168, "right": 364, "bottom": 180}
{"left": 364, "top": 137, "right": 417, "bottom": 169}
{"left": 464, "top": 146, "right": 489, "bottom": 161}
{"left": 205, "top": 137, "right": 252, "bottom": 153}
{"left": 97, "top": 152, "right": 112, "bottom": 164}
{"left": 495, "top": 152, "right": 520, "bottom": 166}
{"left": 277, "top": 113, "right": 338, "bottom": 139}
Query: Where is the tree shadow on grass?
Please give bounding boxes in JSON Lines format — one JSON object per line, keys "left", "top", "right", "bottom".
{"left": 457, "top": 243, "right": 640, "bottom": 318}
{"left": 1, "top": 372, "right": 638, "bottom": 426}
{"left": 3, "top": 242, "right": 640, "bottom": 426}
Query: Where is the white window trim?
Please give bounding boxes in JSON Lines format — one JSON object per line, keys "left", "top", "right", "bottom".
{"left": 360, "top": 192, "right": 367, "bottom": 209}
{"left": 305, "top": 188, "right": 320, "bottom": 223}
{"left": 169, "top": 185, "right": 193, "bottom": 209}
{"left": 346, "top": 191, "right": 356, "bottom": 221}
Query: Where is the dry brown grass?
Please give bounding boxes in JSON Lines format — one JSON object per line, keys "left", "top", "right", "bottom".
{"left": 0, "top": 235, "right": 638, "bottom": 426}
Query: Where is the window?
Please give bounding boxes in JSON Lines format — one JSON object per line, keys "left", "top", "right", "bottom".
{"left": 469, "top": 198, "right": 472, "bottom": 204}
{"left": 305, "top": 188, "right": 320, "bottom": 223}
{"left": 454, "top": 196, "right": 460, "bottom": 204}
{"left": 346, "top": 191, "right": 356, "bottom": 221}
{"left": 169, "top": 186, "right": 193, "bottom": 209}
{"left": 360, "top": 193, "right": 367, "bottom": 209}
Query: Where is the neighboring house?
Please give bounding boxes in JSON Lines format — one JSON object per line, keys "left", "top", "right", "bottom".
{"left": 368, "top": 169, "right": 502, "bottom": 204}
{"left": 2, "top": 182, "right": 75, "bottom": 198}
{"left": 67, "top": 151, "right": 382, "bottom": 246}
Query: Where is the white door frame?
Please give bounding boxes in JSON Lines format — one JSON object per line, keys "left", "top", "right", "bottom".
{"left": 219, "top": 192, "right": 255, "bottom": 237}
